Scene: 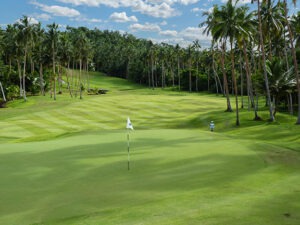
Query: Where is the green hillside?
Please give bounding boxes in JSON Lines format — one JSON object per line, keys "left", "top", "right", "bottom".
{"left": 0, "top": 72, "right": 299, "bottom": 225}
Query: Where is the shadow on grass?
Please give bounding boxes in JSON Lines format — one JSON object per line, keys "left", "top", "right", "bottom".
{"left": 0, "top": 134, "right": 300, "bottom": 225}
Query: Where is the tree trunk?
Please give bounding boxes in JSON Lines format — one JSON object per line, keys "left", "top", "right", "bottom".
{"left": 240, "top": 60, "right": 244, "bottom": 109}
{"left": 230, "top": 41, "right": 240, "bottom": 126}
{"left": 177, "top": 57, "right": 181, "bottom": 91}
{"left": 53, "top": 46, "right": 56, "bottom": 101}
{"left": 288, "top": 92, "right": 293, "bottom": 115}
{"left": 23, "top": 47, "right": 27, "bottom": 101}
{"left": 80, "top": 58, "right": 83, "bottom": 99}
{"left": 243, "top": 41, "right": 260, "bottom": 120}
{"left": 196, "top": 62, "right": 199, "bottom": 92}
{"left": 148, "top": 60, "right": 151, "bottom": 88}
{"left": 17, "top": 60, "right": 23, "bottom": 97}
{"left": 212, "top": 47, "right": 223, "bottom": 96}
{"left": 151, "top": 55, "right": 155, "bottom": 90}
{"left": 161, "top": 61, "right": 164, "bottom": 89}
{"left": 0, "top": 81, "right": 6, "bottom": 102}
{"left": 39, "top": 63, "right": 45, "bottom": 96}
{"left": 257, "top": 0, "right": 274, "bottom": 121}
{"left": 189, "top": 58, "right": 192, "bottom": 92}
{"left": 66, "top": 62, "right": 73, "bottom": 98}
{"left": 221, "top": 41, "right": 233, "bottom": 112}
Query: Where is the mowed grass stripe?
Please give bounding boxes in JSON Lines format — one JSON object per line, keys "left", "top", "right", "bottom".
{"left": 16, "top": 118, "right": 65, "bottom": 133}
{"left": 34, "top": 111, "right": 82, "bottom": 130}
{"left": 0, "top": 121, "right": 34, "bottom": 139}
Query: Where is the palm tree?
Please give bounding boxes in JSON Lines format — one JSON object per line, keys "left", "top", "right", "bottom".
{"left": 74, "top": 30, "right": 89, "bottom": 99}
{"left": 175, "top": 44, "right": 183, "bottom": 91}
{"left": 218, "top": 0, "right": 242, "bottom": 125}
{"left": 46, "top": 23, "right": 59, "bottom": 100}
{"left": 186, "top": 44, "right": 194, "bottom": 92}
{"left": 58, "top": 31, "right": 73, "bottom": 97}
{"left": 292, "top": 11, "right": 300, "bottom": 47}
{"left": 3, "top": 25, "right": 16, "bottom": 73}
{"left": 210, "top": 44, "right": 224, "bottom": 95}
{"left": 236, "top": 5, "right": 261, "bottom": 120}
{"left": 201, "top": 5, "right": 233, "bottom": 112}
{"left": 33, "top": 23, "right": 46, "bottom": 96}
{"left": 149, "top": 45, "right": 158, "bottom": 89}
{"left": 193, "top": 40, "right": 201, "bottom": 92}
{"left": 16, "top": 16, "right": 36, "bottom": 101}
{"left": 252, "top": 0, "right": 275, "bottom": 122}
{"left": 282, "top": 0, "right": 300, "bottom": 124}
{"left": 260, "top": 1, "right": 285, "bottom": 59}
{"left": 266, "top": 57, "right": 296, "bottom": 116}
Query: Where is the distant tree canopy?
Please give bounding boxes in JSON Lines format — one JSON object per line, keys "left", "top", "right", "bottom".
{"left": 0, "top": 1, "right": 300, "bottom": 124}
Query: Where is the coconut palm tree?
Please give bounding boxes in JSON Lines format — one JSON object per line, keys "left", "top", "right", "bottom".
{"left": 292, "top": 11, "right": 300, "bottom": 47}
{"left": 74, "top": 30, "right": 89, "bottom": 99}
{"left": 16, "top": 16, "right": 36, "bottom": 101}
{"left": 149, "top": 44, "right": 158, "bottom": 89}
{"left": 252, "top": 0, "right": 275, "bottom": 122}
{"left": 235, "top": 5, "right": 261, "bottom": 120}
{"left": 193, "top": 40, "right": 201, "bottom": 92}
{"left": 282, "top": 0, "right": 300, "bottom": 124}
{"left": 221, "top": 0, "right": 243, "bottom": 125}
{"left": 33, "top": 23, "right": 46, "bottom": 96}
{"left": 201, "top": 5, "right": 233, "bottom": 112}
{"left": 186, "top": 44, "right": 194, "bottom": 93}
{"left": 175, "top": 44, "right": 183, "bottom": 91}
{"left": 266, "top": 57, "right": 296, "bottom": 116}
{"left": 58, "top": 31, "right": 73, "bottom": 97}
{"left": 260, "top": 1, "right": 285, "bottom": 59}
{"left": 46, "top": 23, "right": 59, "bottom": 100}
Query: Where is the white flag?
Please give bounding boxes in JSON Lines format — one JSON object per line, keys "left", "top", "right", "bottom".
{"left": 126, "top": 117, "right": 134, "bottom": 130}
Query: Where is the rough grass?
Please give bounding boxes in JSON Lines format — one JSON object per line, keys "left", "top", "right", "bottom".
{"left": 0, "top": 71, "right": 299, "bottom": 225}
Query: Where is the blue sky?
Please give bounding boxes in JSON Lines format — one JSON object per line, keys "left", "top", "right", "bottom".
{"left": 1, "top": 0, "right": 299, "bottom": 48}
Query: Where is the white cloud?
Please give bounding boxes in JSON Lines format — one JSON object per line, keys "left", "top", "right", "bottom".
{"left": 145, "top": 0, "right": 173, "bottom": 4}
{"left": 74, "top": 17, "right": 102, "bottom": 23}
{"left": 87, "top": 18, "right": 102, "bottom": 23}
{"left": 34, "top": 13, "right": 52, "bottom": 21}
{"left": 179, "top": 26, "right": 212, "bottom": 47}
{"left": 28, "top": 17, "right": 40, "bottom": 24}
{"left": 221, "top": 0, "right": 252, "bottom": 4}
{"left": 58, "top": 0, "right": 121, "bottom": 7}
{"left": 177, "top": 0, "right": 199, "bottom": 5}
{"left": 191, "top": 7, "right": 201, "bottom": 12}
{"left": 146, "top": 0, "right": 200, "bottom": 5}
{"left": 142, "top": 25, "right": 212, "bottom": 48}
{"left": 129, "top": 22, "right": 161, "bottom": 32}
{"left": 58, "top": 0, "right": 101, "bottom": 7}
{"left": 30, "top": 1, "right": 80, "bottom": 17}
{"left": 159, "top": 30, "right": 178, "bottom": 37}
{"left": 57, "top": 0, "right": 180, "bottom": 18}
{"left": 132, "top": 2, "right": 180, "bottom": 18}
{"left": 109, "top": 12, "right": 138, "bottom": 23}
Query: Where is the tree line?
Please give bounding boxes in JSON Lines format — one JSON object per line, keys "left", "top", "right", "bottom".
{"left": 0, "top": 0, "right": 300, "bottom": 125}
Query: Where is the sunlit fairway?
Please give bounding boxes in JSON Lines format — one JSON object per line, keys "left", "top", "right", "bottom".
{"left": 0, "top": 72, "right": 300, "bottom": 225}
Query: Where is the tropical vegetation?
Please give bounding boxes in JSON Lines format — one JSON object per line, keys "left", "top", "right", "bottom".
{"left": 0, "top": 0, "right": 300, "bottom": 127}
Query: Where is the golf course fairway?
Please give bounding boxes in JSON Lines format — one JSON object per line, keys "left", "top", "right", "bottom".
{"left": 0, "top": 73, "right": 299, "bottom": 225}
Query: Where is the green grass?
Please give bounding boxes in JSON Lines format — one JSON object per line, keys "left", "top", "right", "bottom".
{"left": 0, "top": 72, "right": 300, "bottom": 225}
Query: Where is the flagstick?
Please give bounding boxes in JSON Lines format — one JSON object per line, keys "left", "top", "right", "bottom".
{"left": 127, "top": 130, "right": 130, "bottom": 170}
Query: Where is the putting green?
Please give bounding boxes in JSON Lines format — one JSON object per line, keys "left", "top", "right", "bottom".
{"left": 0, "top": 129, "right": 299, "bottom": 225}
